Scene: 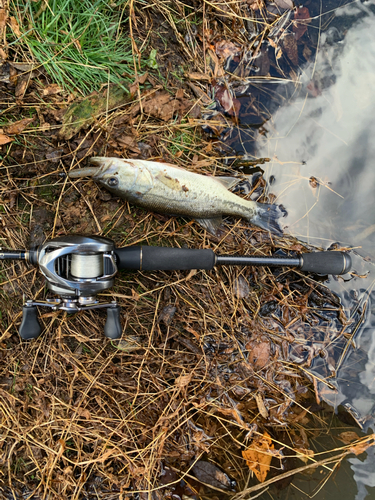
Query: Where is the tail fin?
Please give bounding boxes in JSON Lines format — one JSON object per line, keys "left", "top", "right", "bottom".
{"left": 250, "top": 203, "right": 284, "bottom": 236}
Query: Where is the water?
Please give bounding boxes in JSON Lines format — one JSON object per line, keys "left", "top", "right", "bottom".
{"left": 219, "top": 1, "right": 375, "bottom": 498}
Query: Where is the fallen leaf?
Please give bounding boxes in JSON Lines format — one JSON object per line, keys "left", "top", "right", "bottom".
{"left": 293, "top": 7, "right": 311, "bottom": 40}
{"left": 337, "top": 431, "right": 359, "bottom": 445}
{"left": 158, "top": 304, "right": 177, "bottom": 326}
{"left": 175, "top": 372, "right": 192, "bottom": 388}
{"left": 15, "top": 75, "right": 30, "bottom": 99}
{"left": 117, "top": 135, "right": 141, "bottom": 154}
{"left": 350, "top": 438, "right": 375, "bottom": 456}
{"left": 242, "top": 432, "right": 274, "bottom": 482}
{"left": 42, "top": 83, "right": 63, "bottom": 96}
{"left": 247, "top": 340, "right": 270, "bottom": 370}
{"left": 282, "top": 34, "right": 298, "bottom": 65}
{"left": 4, "top": 117, "right": 34, "bottom": 135}
{"left": 9, "top": 16, "right": 21, "bottom": 37}
{"left": 215, "top": 85, "right": 241, "bottom": 116}
{"left": 0, "top": 9, "right": 8, "bottom": 29}
{"left": 192, "top": 461, "right": 234, "bottom": 490}
{"left": 139, "top": 91, "right": 191, "bottom": 121}
{"left": 274, "top": 0, "right": 294, "bottom": 9}
{"left": 215, "top": 40, "right": 241, "bottom": 59}
{"left": 77, "top": 408, "right": 91, "bottom": 420}
{"left": 255, "top": 393, "right": 268, "bottom": 419}
{"left": 0, "top": 133, "right": 12, "bottom": 145}
{"left": 188, "top": 72, "right": 211, "bottom": 81}
{"left": 233, "top": 276, "right": 250, "bottom": 298}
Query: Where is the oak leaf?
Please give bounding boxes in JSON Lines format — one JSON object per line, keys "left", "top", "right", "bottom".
{"left": 242, "top": 431, "right": 274, "bottom": 482}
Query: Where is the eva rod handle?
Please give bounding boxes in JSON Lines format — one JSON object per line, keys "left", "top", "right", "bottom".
{"left": 115, "top": 246, "right": 216, "bottom": 271}
{"left": 299, "top": 251, "right": 352, "bottom": 275}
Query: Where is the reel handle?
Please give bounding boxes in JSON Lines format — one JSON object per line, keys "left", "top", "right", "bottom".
{"left": 19, "top": 304, "right": 42, "bottom": 340}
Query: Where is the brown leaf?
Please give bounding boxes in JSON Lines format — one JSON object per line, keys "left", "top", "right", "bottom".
{"left": 188, "top": 72, "right": 211, "bottom": 81}
{"left": 9, "top": 16, "right": 21, "bottom": 37}
{"left": 192, "top": 461, "right": 233, "bottom": 490}
{"left": 117, "top": 135, "right": 141, "bottom": 154}
{"left": 0, "top": 133, "right": 12, "bottom": 145}
{"left": 215, "top": 85, "right": 241, "bottom": 116}
{"left": 141, "top": 91, "right": 190, "bottom": 121}
{"left": 0, "top": 9, "right": 8, "bottom": 29}
{"left": 158, "top": 305, "right": 177, "bottom": 326}
{"left": 233, "top": 276, "right": 250, "bottom": 298}
{"left": 350, "top": 438, "right": 375, "bottom": 456}
{"left": 337, "top": 431, "right": 359, "bottom": 445}
{"left": 77, "top": 408, "right": 91, "bottom": 420}
{"left": 215, "top": 40, "right": 241, "bottom": 59}
{"left": 15, "top": 75, "right": 30, "bottom": 99}
{"left": 282, "top": 34, "right": 298, "bottom": 66}
{"left": 242, "top": 432, "right": 274, "bottom": 482}
{"left": 247, "top": 340, "right": 270, "bottom": 370}
{"left": 293, "top": 7, "right": 311, "bottom": 40}
{"left": 4, "top": 117, "right": 34, "bottom": 135}
{"left": 175, "top": 372, "right": 192, "bottom": 388}
{"left": 42, "top": 83, "right": 63, "bottom": 96}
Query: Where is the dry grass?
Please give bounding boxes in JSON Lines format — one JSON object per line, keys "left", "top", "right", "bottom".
{"left": 0, "top": 0, "right": 373, "bottom": 498}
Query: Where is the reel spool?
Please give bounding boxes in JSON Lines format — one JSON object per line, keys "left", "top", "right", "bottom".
{"left": 19, "top": 236, "right": 122, "bottom": 340}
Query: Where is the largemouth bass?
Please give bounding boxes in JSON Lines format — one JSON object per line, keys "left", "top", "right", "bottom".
{"left": 68, "top": 158, "right": 283, "bottom": 235}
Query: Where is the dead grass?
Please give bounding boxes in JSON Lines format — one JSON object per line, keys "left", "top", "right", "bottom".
{"left": 0, "top": 0, "right": 373, "bottom": 498}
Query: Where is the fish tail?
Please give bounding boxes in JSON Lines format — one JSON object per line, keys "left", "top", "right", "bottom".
{"left": 250, "top": 203, "right": 284, "bottom": 236}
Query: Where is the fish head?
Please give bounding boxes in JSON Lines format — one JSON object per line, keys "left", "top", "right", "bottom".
{"left": 68, "top": 158, "right": 141, "bottom": 196}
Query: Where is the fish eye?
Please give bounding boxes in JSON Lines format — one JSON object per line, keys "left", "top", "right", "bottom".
{"left": 107, "top": 177, "right": 118, "bottom": 187}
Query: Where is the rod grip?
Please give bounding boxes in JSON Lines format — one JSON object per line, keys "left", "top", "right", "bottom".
{"left": 115, "top": 246, "right": 216, "bottom": 271}
{"left": 299, "top": 251, "right": 351, "bottom": 275}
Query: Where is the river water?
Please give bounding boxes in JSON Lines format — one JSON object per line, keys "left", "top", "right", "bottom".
{"left": 222, "top": 0, "right": 375, "bottom": 498}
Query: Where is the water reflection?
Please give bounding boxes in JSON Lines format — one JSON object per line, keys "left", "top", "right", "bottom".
{"left": 232, "top": 4, "right": 375, "bottom": 499}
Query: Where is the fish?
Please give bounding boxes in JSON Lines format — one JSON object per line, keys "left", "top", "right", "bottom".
{"left": 68, "top": 157, "right": 283, "bottom": 235}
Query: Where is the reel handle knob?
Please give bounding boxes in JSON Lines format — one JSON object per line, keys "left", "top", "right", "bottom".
{"left": 19, "top": 304, "right": 42, "bottom": 340}
{"left": 104, "top": 305, "right": 122, "bottom": 339}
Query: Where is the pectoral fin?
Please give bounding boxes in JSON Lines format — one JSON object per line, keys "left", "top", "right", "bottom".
{"left": 195, "top": 217, "right": 223, "bottom": 235}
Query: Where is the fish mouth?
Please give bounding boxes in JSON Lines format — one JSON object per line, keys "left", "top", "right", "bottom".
{"left": 68, "top": 158, "right": 118, "bottom": 180}
{"left": 68, "top": 166, "right": 102, "bottom": 179}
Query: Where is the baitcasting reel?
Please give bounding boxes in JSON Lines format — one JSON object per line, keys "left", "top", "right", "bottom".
{"left": 0, "top": 235, "right": 352, "bottom": 340}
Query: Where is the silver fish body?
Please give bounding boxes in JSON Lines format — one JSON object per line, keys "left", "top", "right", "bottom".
{"left": 69, "top": 158, "right": 282, "bottom": 234}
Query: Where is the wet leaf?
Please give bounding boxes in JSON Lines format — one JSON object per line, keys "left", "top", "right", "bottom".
{"left": 242, "top": 432, "right": 274, "bottom": 482}
{"left": 4, "top": 117, "right": 34, "bottom": 135}
{"left": 337, "top": 431, "right": 359, "bottom": 444}
{"left": 274, "top": 0, "right": 294, "bottom": 9}
{"left": 247, "top": 340, "right": 270, "bottom": 370}
{"left": 0, "top": 133, "right": 12, "bottom": 145}
{"left": 192, "top": 460, "right": 234, "bottom": 490}
{"left": 215, "top": 40, "right": 241, "bottom": 59}
{"left": 350, "top": 437, "right": 375, "bottom": 456}
{"left": 282, "top": 34, "right": 298, "bottom": 66}
{"left": 15, "top": 75, "right": 30, "bottom": 99}
{"left": 215, "top": 85, "right": 241, "bottom": 116}
{"left": 158, "top": 304, "right": 177, "bottom": 326}
{"left": 234, "top": 276, "right": 250, "bottom": 298}
{"left": 293, "top": 7, "right": 311, "bottom": 40}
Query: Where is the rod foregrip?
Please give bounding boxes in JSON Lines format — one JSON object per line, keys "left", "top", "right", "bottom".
{"left": 299, "top": 251, "right": 351, "bottom": 275}
{"left": 115, "top": 246, "right": 216, "bottom": 271}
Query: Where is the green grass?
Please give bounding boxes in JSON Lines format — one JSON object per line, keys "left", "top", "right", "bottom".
{"left": 11, "top": 0, "right": 135, "bottom": 95}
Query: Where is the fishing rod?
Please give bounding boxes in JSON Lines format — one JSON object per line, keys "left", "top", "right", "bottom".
{"left": 0, "top": 235, "right": 352, "bottom": 340}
